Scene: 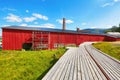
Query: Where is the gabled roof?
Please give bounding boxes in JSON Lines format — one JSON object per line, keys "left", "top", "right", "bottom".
{"left": 2, "top": 26, "right": 89, "bottom": 34}
{"left": 2, "top": 26, "right": 120, "bottom": 38}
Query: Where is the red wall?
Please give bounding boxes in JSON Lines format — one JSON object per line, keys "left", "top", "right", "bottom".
{"left": 49, "top": 32, "right": 106, "bottom": 49}
{"left": 116, "top": 38, "right": 120, "bottom": 41}
{"left": 50, "top": 32, "right": 77, "bottom": 49}
{"left": 2, "top": 28, "right": 120, "bottom": 50}
{"left": 2, "top": 29, "right": 32, "bottom": 50}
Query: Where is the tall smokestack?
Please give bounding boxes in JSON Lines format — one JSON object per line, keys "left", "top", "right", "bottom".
{"left": 77, "top": 28, "right": 80, "bottom": 32}
{"left": 63, "top": 18, "right": 66, "bottom": 30}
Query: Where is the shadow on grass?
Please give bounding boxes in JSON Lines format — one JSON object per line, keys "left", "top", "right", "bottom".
{"left": 36, "top": 58, "right": 58, "bottom": 80}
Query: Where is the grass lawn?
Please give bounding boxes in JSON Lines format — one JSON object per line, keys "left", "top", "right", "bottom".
{"left": 0, "top": 48, "right": 66, "bottom": 80}
{"left": 93, "top": 42, "right": 120, "bottom": 60}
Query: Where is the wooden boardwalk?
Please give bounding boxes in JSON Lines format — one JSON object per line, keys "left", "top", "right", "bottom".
{"left": 42, "top": 42, "right": 120, "bottom": 80}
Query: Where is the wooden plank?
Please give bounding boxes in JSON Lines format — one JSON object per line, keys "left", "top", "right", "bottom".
{"left": 82, "top": 48, "right": 95, "bottom": 80}
{"left": 73, "top": 49, "right": 78, "bottom": 80}
{"left": 77, "top": 52, "right": 82, "bottom": 80}
{"left": 68, "top": 50, "right": 76, "bottom": 80}
{"left": 63, "top": 48, "right": 77, "bottom": 80}
{"left": 59, "top": 49, "right": 74, "bottom": 80}
{"left": 42, "top": 42, "right": 120, "bottom": 80}
{"left": 85, "top": 42, "right": 120, "bottom": 80}
{"left": 61, "top": 48, "right": 76, "bottom": 80}
{"left": 52, "top": 49, "right": 73, "bottom": 80}
{"left": 42, "top": 49, "right": 72, "bottom": 80}
{"left": 82, "top": 53, "right": 90, "bottom": 80}
{"left": 83, "top": 53, "right": 93, "bottom": 80}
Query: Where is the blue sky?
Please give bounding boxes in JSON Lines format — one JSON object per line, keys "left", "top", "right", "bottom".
{"left": 0, "top": 0, "right": 120, "bottom": 36}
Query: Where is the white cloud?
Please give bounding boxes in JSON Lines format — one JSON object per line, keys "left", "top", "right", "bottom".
{"left": 114, "top": 0, "right": 120, "bottom": 2}
{"left": 4, "top": 13, "right": 49, "bottom": 23}
{"left": 102, "top": 3, "right": 114, "bottom": 7}
{"left": 102, "top": 0, "right": 120, "bottom": 7}
{"left": 2, "top": 25, "right": 10, "bottom": 27}
{"left": 34, "top": 22, "right": 38, "bottom": 24}
{"left": 41, "top": 23, "right": 55, "bottom": 28}
{"left": 32, "top": 13, "right": 48, "bottom": 20}
{"left": 56, "top": 19, "right": 74, "bottom": 24}
{"left": 20, "top": 23, "right": 28, "bottom": 26}
{"left": 28, "top": 23, "right": 55, "bottom": 28}
{"left": 23, "top": 17, "right": 36, "bottom": 22}
{"left": 2, "top": 7, "right": 16, "bottom": 11}
{"left": 90, "top": 26, "right": 98, "bottom": 29}
{"left": 81, "top": 22, "right": 87, "bottom": 26}
{"left": 26, "top": 10, "right": 29, "bottom": 13}
{"left": 66, "top": 20, "right": 74, "bottom": 24}
{"left": 4, "top": 13, "right": 22, "bottom": 22}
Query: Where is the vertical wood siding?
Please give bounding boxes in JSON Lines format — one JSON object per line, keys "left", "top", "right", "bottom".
{"left": 2, "top": 29, "right": 32, "bottom": 50}
{"left": 2, "top": 29, "right": 120, "bottom": 50}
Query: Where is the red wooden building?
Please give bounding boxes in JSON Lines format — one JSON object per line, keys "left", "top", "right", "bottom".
{"left": 2, "top": 26, "right": 120, "bottom": 50}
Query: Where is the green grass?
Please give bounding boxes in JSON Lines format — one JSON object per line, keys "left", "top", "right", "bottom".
{"left": 0, "top": 48, "right": 66, "bottom": 80}
{"left": 93, "top": 42, "right": 120, "bottom": 60}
